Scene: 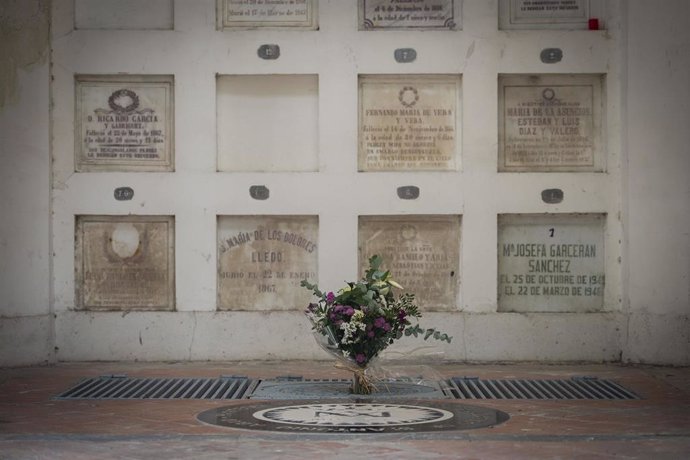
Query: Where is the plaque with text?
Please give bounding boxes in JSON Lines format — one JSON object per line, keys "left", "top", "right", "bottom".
{"left": 75, "top": 75, "right": 174, "bottom": 172}
{"left": 217, "top": 216, "right": 318, "bottom": 310}
{"left": 75, "top": 0, "right": 174, "bottom": 30}
{"left": 498, "top": 74, "right": 604, "bottom": 172}
{"left": 218, "top": 0, "right": 317, "bottom": 29}
{"left": 359, "top": 215, "right": 460, "bottom": 311}
{"left": 498, "top": 214, "right": 605, "bottom": 312}
{"left": 499, "top": 0, "right": 599, "bottom": 30}
{"left": 359, "top": 75, "right": 460, "bottom": 171}
{"left": 75, "top": 216, "right": 175, "bottom": 310}
{"left": 359, "top": 0, "right": 458, "bottom": 30}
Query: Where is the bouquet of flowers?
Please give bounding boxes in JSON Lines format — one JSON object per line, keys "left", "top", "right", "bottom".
{"left": 301, "top": 255, "right": 452, "bottom": 394}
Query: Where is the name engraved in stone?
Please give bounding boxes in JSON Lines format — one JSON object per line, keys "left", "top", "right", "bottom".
{"left": 359, "top": 75, "right": 460, "bottom": 171}
{"left": 498, "top": 74, "right": 603, "bottom": 172}
{"left": 75, "top": 216, "right": 175, "bottom": 310}
{"left": 217, "top": 216, "right": 318, "bottom": 310}
{"left": 497, "top": 214, "right": 605, "bottom": 312}
{"left": 359, "top": 215, "right": 460, "bottom": 310}
{"left": 360, "top": 0, "right": 458, "bottom": 30}
{"left": 76, "top": 75, "right": 174, "bottom": 172}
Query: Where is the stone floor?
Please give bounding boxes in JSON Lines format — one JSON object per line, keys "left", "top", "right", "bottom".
{"left": 1, "top": 361, "right": 689, "bottom": 459}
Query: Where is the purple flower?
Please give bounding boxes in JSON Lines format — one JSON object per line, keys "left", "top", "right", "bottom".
{"left": 326, "top": 292, "right": 335, "bottom": 303}
{"left": 343, "top": 306, "right": 355, "bottom": 316}
{"left": 355, "top": 353, "right": 367, "bottom": 364}
{"left": 374, "top": 317, "right": 386, "bottom": 328}
{"left": 382, "top": 322, "right": 391, "bottom": 332}
{"left": 397, "top": 309, "right": 407, "bottom": 320}
{"left": 367, "top": 330, "right": 375, "bottom": 338}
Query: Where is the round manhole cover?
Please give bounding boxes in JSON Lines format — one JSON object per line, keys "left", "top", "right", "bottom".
{"left": 197, "top": 400, "right": 509, "bottom": 434}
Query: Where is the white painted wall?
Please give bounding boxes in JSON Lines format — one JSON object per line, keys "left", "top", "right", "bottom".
{"left": 623, "top": 0, "right": 690, "bottom": 364}
{"left": 0, "top": 0, "right": 687, "bottom": 366}
{"left": 0, "top": 0, "right": 53, "bottom": 365}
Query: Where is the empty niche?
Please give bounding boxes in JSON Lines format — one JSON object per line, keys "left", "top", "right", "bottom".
{"left": 217, "top": 75, "right": 319, "bottom": 172}
{"left": 75, "top": 0, "right": 174, "bottom": 30}
{"left": 217, "top": 215, "right": 318, "bottom": 310}
{"left": 358, "top": 215, "right": 461, "bottom": 311}
{"left": 497, "top": 213, "right": 605, "bottom": 313}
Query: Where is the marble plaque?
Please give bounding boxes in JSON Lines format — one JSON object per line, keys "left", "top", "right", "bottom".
{"left": 359, "top": 0, "right": 459, "bottom": 30}
{"left": 75, "top": 216, "right": 175, "bottom": 310}
{"left": 75, "top": 0, "right": 174, "bottom": 30}
{"left": 359, "top": 215, "right": 460, "bottom": 310}
{"left": 217, "top": 216, "right": 318, "bottom": 310}
{"left": 498, "top": 74, "right": 603, "bottom": 172}
{"left": 499, "top": 0, "right": 602, "bottom": 30}
{"left": 498, "top": 214, "right": 605, "bottom": 312}
{"left": 75, "top": 75, "right": 174, "bottom": 172}
{"left": 218, "top": 0, "right": 317, "bottom": 29}
{"left": 359, "top": 75, "right": 460, "bottom": 171}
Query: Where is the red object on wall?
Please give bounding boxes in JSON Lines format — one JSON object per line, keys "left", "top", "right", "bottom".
{"left": 588, "top": 18, "right": 600, "bottom": 30}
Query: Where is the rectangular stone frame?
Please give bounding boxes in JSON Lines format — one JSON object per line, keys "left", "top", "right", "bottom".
{"left": 358, "top": 215, "right": 461, "bottom": 311}
{"left": 497, "top": 213, "right": 605, "bottom": 313}
{"left": 216, "top": 0, "right": 318, "bottom": 30}
{"left": 498, "top": 74, "right": 605, "bottom": 172}
{"left": 498, "top": 0, "right": 606, "bottom": 30}
{"left": 217, "top": 215, "right": 319, "bottom": 311}
{"left": 358, "top": 0, "right": 460, "bottom": 30}
{"left": 216, "top": 74, "right": 319, "bottom": 172}
{"left": 358, "top": 74, "right": 461, "bottom": 172}
{"left": 75, "top": 0, "right": 174, "bottom": 30}
{"left": 75, "top": 74, "right": 174, "bottom": 172}
{"left": 75, "top": 215, "right": 175, "bottom": 311}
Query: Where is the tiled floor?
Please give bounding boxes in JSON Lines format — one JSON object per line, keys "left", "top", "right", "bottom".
{"left": 1, "top": 361, "right": 689, "bottom": 459}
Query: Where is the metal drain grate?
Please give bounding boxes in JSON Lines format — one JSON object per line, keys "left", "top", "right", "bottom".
{"left": 54, "top": 375, "right": 257, "bottom": 400}
{"left": 444, "top": 376, "right": 640, "bottom": 400}
{"left": 55, "top": 375, "right": 640, "bottom": 401}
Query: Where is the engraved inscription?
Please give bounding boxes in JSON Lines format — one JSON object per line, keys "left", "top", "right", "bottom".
{"left": 75, "top": 216, "right": 175, "bottom": 310}
{"left": 75, "top": 75, "right": 173, "bottom": 172}
{"left": 498, "top": 214, "right": 605, "bottom": 312}
{"left": 217, "top": 216, "right": 318, "bottom": 310}
{"left": 510, "top": 0, "right": 588, "bottom": 24}
{"left": 359, "top": 75, "right": 460, "bottom": 171}
{"left": 499, "top": 74, "right": 603, "bottom": 172}
{"left": 219, "top": 0, "right": 317, "bottom": 29}
{"left": 359, "top": 215, "right": 460, "bottom": 310}
{"left": 360, "top": 0, "right": 458, "bottom": 30}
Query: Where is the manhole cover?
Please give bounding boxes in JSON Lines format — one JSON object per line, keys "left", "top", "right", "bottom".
{"left": 250, "top": 379, "right": 446, "bottom": 399}
{"left": 197, "top": 400, "right": 509, "bottom": 433}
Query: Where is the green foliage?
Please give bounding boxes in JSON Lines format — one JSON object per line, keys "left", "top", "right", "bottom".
{"left": 301, "top": 255, "right": 453, "bottom": 367}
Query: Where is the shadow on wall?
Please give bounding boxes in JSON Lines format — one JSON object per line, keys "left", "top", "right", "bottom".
{"left": 0, "top": 0, "right": 50, "bottom": 108}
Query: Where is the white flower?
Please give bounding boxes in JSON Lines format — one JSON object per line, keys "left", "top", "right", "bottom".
{"left": 340, "top": 320, "right": 366, "bottom": 345}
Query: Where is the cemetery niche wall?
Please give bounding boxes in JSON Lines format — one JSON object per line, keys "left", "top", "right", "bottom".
{"left": 41, "top": 0, "right": 637, "bottom": 364}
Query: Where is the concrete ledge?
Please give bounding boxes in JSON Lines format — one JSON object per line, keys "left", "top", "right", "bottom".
{"left": 624, "top": 312, "right": 690, "bottom": 365}
{"left": 0, "top": 314, "right": 53, "bottom": 366}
